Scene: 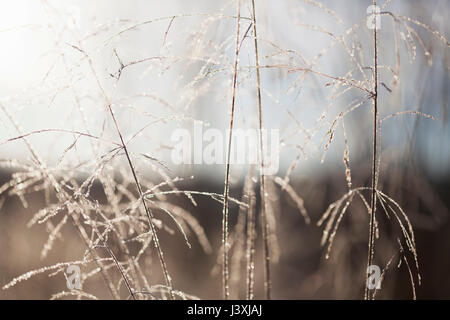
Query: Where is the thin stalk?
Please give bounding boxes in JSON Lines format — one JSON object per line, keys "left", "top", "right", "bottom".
{"left": 103, "top": 244, "right": 136, "bottom": 300}
{"left": 106, "top": 105, "right": 174, "bottom": 300}
{"left": 246, "top": 167, "right": 256, "bottom": 300}
{"left": 64, "top": 52, "right": 142, "bottom": 293}
{"left": 251, "top": 0, "right": 271, "bottom": 300}
{"left": 79, "top": 46, "right": 175, "bottom": 300}
{"left": 222, "top": 0, "right": 241, "bottom": 300}
{"left": 366, "top": 0, "right": 379, "bottom": 301}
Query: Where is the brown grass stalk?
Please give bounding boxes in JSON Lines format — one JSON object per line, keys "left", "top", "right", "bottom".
{"left": 251, "top": 0, "right": 271, "bottom": 300}
{"left": 222, "top": 0, "right": 241, "bottom": 300}
{"left": 366, "top": 0, "right": 379, "bottom": 301}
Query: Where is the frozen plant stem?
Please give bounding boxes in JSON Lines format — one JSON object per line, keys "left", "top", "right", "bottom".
{"left": 222, "top": 0, "right": 241, "bottom": 300}
{"left": 366, "top": 0, "right": 378, "bottom": 301}
{"left": 80, "top": 46, "right": 175, "bottom": 300}
{"left": 251, "top": 0, "right": 271, "bottom": 300}
{"left": 107, "top": 104, "right": 174, "bottom": 300}
{"left": 246, "top": 168, "right": 256, "bottom": 300}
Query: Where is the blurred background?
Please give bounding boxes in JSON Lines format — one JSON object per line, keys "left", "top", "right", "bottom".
{"left": 0, "top": 0, "right": 449, "bottom": 299}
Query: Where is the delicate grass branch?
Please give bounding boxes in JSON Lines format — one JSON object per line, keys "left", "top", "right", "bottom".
{"left": 251, "top": 0, "right": 271, "bottom": 300}
{"left": 221, "top": 0, "right": 241, "bottom": 300}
